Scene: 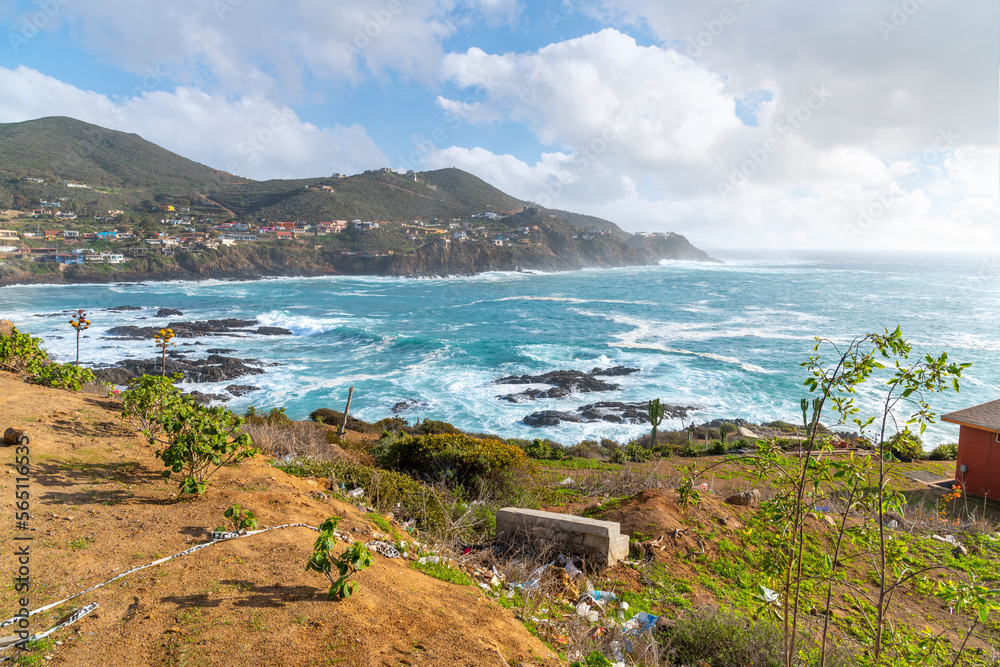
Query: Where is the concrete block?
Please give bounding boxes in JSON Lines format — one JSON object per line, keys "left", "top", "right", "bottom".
{"left": 495, "top": 507, "right": 630, "bottom": 566}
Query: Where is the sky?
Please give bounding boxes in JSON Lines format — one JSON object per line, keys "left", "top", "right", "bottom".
{"left": 0, "top": 0, "right": 997, "bottom": 251}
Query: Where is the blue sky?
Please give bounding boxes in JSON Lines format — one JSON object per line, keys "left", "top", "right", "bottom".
{"left": 0, "top": 0, "right": 997, "bottom": 251}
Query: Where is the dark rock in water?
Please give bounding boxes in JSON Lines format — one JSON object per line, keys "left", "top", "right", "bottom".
{"left": 523, "top": 401, "right": 696, "bottom": 427}
{"left": 496, "top": 367, "right": 637, "bottom": 401}
{"left": 226, "top": 384, "right": 259, "bottom": 397}
{"left": 186, "top": 390, "right": 229, "bottom": 404}
{"left": 255, "top": 326, "right": 294, "bottom": 336}
{"left": 578, "top": 401, "right": 649, "bottom": 423}
{"left": 523, "top": 411, "right": 585, "bottom": 427}
{"left": 155, "top": 308, "right": 183, "bottom": 317}
{"left": 590, "top": 366, "right": 640, "bottom": 377}
{"left": 106, "top": 305, "right": 142, "bottom": 311}
{"left": 105, "top": 318, "right": 279, "bottom": 339}
{"left": 392, "top": 399, "right": 427, "bottom": 413}
{"left": 92, "top": 367, "right": 133, "bottom": 386}
{"left": 207, "top": 348, "right": 237, "bottom": 354}
{"left": 92, "top": 355, "right": 266, "bottom": 385}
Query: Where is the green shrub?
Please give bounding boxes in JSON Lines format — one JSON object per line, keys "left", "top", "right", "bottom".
{"left": 660, "top": 607, "right": 784, "bottom": 667}
{"left": 309, "top": 407, "right": 380, "bottom": 434}
{"left": 413, "top": 419, "right": 462, "bottom": 435}
{"left": 523, "top": 438, "right": 552, "bottom": 460}
{"left": 245, "top": 406, "right": 291, "bottom": 426}
{"left": 306, "top": 517, "right": 372, "bottom": 600}
{"left": 34, "top": 363, "right": 95, "bottom": 391}
{"left": 375, "top": 433, "right": 529, "bottom": 495}
{"left": 150, "top": 397, "right": 259, "bottom": 496}
{"left": 0, "top": 328, "right": 47, "bottom": 375}
{"left": 217, "top": 504, "right": 258, "bottom": 534}
{"left": 709, "top": 439, "right": 728, "bottom": 455}
{"left": 611, "top": 442, "right": 652, "bottom": 463}
{"left": 927, "top": 442, "right": 958, "bottom": 461}
{"left": 373, "top": 417, "right": 411, "bottom": 435}
{"left": 885, "top": 430, "right": 924, "bottom": 462}
{"left": 277, "top": 457, "right": 448, "bottom": 532}
{"left": 121, "top": 373, "right": 183, "bottom": 435}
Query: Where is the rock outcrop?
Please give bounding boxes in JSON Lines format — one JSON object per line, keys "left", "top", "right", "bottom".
{"left": 497, "top": 367, "right": 639, "bottom": 402}
{"left": 92, "top": 354, "right": 268, "bottom": 385}
{"left": 106, "top": 319, "right": 291, "bottom": 339}
{"left": 523, "top": 400, "right": 695, "bottom": 427}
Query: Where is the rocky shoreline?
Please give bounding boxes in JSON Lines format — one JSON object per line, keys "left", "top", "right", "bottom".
{"left": 490, "top": 366, "right": 698, "bottom": 428}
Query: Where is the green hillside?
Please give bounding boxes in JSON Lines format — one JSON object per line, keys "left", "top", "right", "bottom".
{"left": 0, "top": 117, "right": 659, "bottom": 247}
{"left": 211, "top": 168, "right": 525, "bottom": 222}
{"left": 0, "top": 116, "right": 244, "bottom": 191}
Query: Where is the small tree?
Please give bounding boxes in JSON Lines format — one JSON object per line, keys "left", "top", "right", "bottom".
{"left": 681, "top": 327, "right": 983, "bottom": 666}
{"left": 647, "top": 398, "right": 666, "bottom": 449}
{"left": 68, "top": 309, "right": 90, "bottom": 366}
{"left": 217, "top": 504, "right": 259, "bottom": 535}
{"left": 153, "top": 328, "right": 176, "bottom": 376}
{"left": 148, "top": 397, "right": 258, "bottom": 496}
{"left": 120, "top": 373, "right": 183, "bottom": 437}
{"left": 306, "top": 517, "right": 373, "bottom": 600}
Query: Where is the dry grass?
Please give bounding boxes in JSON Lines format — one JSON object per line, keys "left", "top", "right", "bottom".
{"left": 570, "top": 461, "right": 682, "bottom": 498}
{"left": 241, "top": 419, "right": 345, "bottom": 461}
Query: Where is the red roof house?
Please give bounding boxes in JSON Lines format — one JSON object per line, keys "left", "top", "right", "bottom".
{"left": 942, "top": 399, "right": 1000, "bottom": 499}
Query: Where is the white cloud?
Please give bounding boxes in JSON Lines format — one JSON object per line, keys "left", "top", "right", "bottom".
{"left": 0, "top": 66, "right": 389, "bottom": 179}
{"left": 585, "top": 0, "right": 998, "bottom": 149}
{"left": 47, "top": 0, "right": 519, "bottom": 94}
{"left": 427, "top": 19, "right": 998, "bottom": 251}
{"left": 439, "top": 29, "right": 741, "bottom": 169}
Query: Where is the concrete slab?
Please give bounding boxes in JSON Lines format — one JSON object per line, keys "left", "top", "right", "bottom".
{"left": 495, "top": 507, "right": 630, "bottom": 566}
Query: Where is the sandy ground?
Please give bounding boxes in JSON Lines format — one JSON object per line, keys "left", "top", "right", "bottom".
{"left": 0, "top": 371, "right": 560, "bottom": 666}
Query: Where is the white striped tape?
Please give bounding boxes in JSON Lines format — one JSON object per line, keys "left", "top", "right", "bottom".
{"left": 0, "top": 523, "right": 320, "bottom": 649}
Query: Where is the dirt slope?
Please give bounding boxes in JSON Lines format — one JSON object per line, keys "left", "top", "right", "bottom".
{"left": 0, "top": 372, "right": 559, "bottom": 666}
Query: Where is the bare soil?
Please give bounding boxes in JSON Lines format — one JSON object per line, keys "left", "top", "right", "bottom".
{"left": 0, "top": 371, "right": 560, "bottom": 666}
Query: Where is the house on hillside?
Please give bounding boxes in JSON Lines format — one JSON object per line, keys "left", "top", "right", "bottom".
{"left": 942, "top": 399, "right": 1000, "bottom": 498}
{"left": 37, "top": 254, "right": 83, "bottom": 265}
{"left": 0, "top": 230, "right": 18, "bottom": 241}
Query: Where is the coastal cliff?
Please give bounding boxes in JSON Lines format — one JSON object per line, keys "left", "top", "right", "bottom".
{"left": 0, "top": 228, "right": 713, "bottom": 286}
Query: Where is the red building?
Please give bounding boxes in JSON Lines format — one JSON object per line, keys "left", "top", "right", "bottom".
{"left": 942, "top": 399, "right": 1000, "bottom": 499}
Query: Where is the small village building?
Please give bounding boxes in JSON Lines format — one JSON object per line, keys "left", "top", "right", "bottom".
{"left": 0, "top": 230, "right": 18, "bottom": 240}
{"left": 38, "top": 254, "right": 83, "bottom": 265}
{"left": 942, "top": 399, "right": 1000, "bottom": 499}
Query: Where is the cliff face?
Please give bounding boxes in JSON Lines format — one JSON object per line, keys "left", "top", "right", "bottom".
{"left": 0, "top": 229, "right": 716, "bottom": 287}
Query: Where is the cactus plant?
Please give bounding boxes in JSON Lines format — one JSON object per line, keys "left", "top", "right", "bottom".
{"left": 647, "top": 398, "right": 666, "bottom": 449}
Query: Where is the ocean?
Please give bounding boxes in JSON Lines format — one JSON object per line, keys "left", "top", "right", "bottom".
{"left": 2, "top": 251, "right": 997, "bottom": 446}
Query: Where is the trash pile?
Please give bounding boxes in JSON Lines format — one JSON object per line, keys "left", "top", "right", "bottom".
{"left": 337, "top": 487, "right": 669, "bottom": 666}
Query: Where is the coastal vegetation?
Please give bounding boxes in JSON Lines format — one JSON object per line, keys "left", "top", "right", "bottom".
{"left": 306, "top": 516, "right": 373, "bottom": 600}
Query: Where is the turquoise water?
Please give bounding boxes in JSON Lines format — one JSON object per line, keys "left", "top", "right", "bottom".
{"left": 2, "top": 252, "right": 997, "bottom": 445}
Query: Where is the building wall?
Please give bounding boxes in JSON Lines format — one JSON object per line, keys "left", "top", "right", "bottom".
{"left": 955, "top": 425, "right": 1000, "bottom": 498}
